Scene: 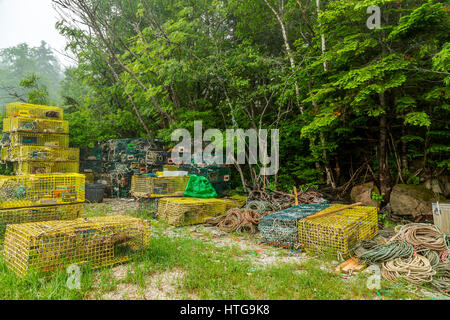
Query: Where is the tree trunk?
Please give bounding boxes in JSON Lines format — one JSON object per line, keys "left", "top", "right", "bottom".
{"left": 263, "top": 0, "right": 303, "bottom": 113}
{"left": 378, "top": 93, "right": 392, "bottom": 204}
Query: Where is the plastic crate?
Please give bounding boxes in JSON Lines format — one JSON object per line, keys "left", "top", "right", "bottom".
{"left": 3, "top": 117, "right": 69, "bottom": 134}
{"left": 259, "top": 204, "right": 331, "bottom": 248}
{"left": 0, "top": 173, "right": 85, "bottom": 209}
{"left": 131, "top": 176, "right": 190, "bottom": 198}
{"left": 157, "top": 197, "right": 241, "bottom": 226}
{"left": 1, "top": 146, "right": 79, "bottom": 162}
{"left": 3, "top": 215, "right": 151, "bottom": 277}
{"left": 0, "top": 203, "right": 83, "bottom": 239}
{"left": 5, "top": 102, "right": 63, "bottom": 120}
{"left": 5, "top": 132, "right": 69, "bottom": 148}
{"left": 13, "top": 161, "right": 80, "bottom": 174}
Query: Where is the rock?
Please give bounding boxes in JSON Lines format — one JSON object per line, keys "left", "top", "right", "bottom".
{"left": 390, "top": 184, "right": 447, "bottom": 217}
{"left": 350, "top": 182, "right": 378, "bottom": 207}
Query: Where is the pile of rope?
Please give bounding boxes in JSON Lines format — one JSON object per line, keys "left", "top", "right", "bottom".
{"left": 356, "top": 223, "right": 450, "bottom": 294}
{"left": 205, "top": 208, "right": 269, "bottom": 234}
{"left": 248, "top": 188, "right": 327, "bottom": 212}
{"left": 248, "top": 190, "right": 293, "bottom": 211}
{"left": 388, "top": 223, "right": 448, "bottom": 252}
{"left": 244, "top": 200, "right": 275, "bottom": 215}
{"left": 430, "top": 263, "right": 450, "bottom": 294}
{"left": 357, "top": 241, "right": 414, "bottom": 264}
{"left": 381, "top": 255, "right": 436, "bottom": 284}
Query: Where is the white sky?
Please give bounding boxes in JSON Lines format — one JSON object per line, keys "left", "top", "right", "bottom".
{"left": 0, "top": 0, "right": 75, "bottom": 68}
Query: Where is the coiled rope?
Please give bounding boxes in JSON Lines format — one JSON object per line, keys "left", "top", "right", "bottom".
{"left": 388, "top": 223, "right": 448, "bottom": 252}
{"left": 357, "top": 241, "right": 414, "bottom": 264}
{"left": 244, "top": 200, "right": 274, "bottom": 215}
{"left": 206, "top": 208, "right": 265, "bottom": 234}
{"left": 381, "top": 254, "right": 436, "bottom": 284}
{"left": 431, "top": 263, "right": 450, "bottom": 295}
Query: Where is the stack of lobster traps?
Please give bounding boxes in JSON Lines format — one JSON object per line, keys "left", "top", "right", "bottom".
{"left": 0, "top": 103, "right": 151, "bottom": 277}
{"left": 1, "top": 103, "right": 79, "bottom": 174}
{"left": 80, "top": 138, "right": 168, "bottom": 197}
{"left": 0, "top": 103, "right": 85, "bottom": 239}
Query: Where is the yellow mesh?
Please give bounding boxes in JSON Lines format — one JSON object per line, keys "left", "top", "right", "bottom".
{"left": 8, "top": 132, "right": 69, "bottom": 148}
{"left": 3, "top": 117, "right": 69, "bottom": 134}
{"left": 228, "top": 194, "right": 248, "bottom": 208}
{"left": 313, "top": 204, "right": 378, "bottom": 241}
{"left": 297, "top": 204, "right": 378, "bottom": 257}
{"left": 5, "top": 103, "right": 63, "bottom": 120}
{"left": 156, "top": 197, "right": 241, "bottom": 226}
{"left": 1, "top": 146, "right": 79, "bottom": 162}
{"left": 0, "top": 203, "right": 83, "bottom": 239}
{"left": 131, "top": 176, "right": 190, "bottom": 198}
{"left": 83, "top": 173, "right": 95, "bottom": 184}
{"left": 0, "top": 173, "right": 85, "bottom": 209}
{"left": 13, "top": 162, "right": 80, "bottom": 174}
{"left": 3, "top": 215, "right": 151, "bottom": 277}
{"left": 298, "top": 214, "right": 359, "bottom": 257}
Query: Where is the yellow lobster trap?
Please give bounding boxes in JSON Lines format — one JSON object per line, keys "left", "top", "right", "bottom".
{"left": 0, "top": 173, "right": 85, "bottom": 209}
{"left": 13, "top": 161, "right": 80, "bottom": 174}
{"left": 131, "top": 175, "right": 190, "bottom": 198}
{"left": 0, "top": 203, "right": 83, "bottom": 239}
{"left": 3, "top": 117, "right": 69, "bottom": 134}
{"left": 157, "top": 197, "right": 242, "bottom": 226}
{"left": 1, "top": 146, "right": 79, "bottom": 162}
{"left": 3, "top": 215, "right": 151, "bottom": 277}
{"left": 297, "top": 204, "right": 378, "bottom": 257}
{"left": 6, "top": 132, "right": 69, "bottom": 148}
{"left": 5, "top": 102, "right": 64, "bottom": 120}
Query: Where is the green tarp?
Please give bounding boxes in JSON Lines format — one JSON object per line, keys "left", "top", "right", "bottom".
{"left": 184, "top": 175, "right": 218, "bottom": 198}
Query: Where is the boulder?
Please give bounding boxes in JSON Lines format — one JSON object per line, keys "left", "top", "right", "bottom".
{"left": 390, "top": 184, "right": 447, "bottom": 217}
{"left": 350, "top": 182, "right": 379, "bottom": 207}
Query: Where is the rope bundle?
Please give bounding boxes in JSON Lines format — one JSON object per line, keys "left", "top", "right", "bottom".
{"left": 388, "top": 223, "right": 448, "bottom": 252}
{"left": 431, "top": 263, "right": 450, "bottom": 294}
{"left": 381, "top": 254, "right": 436, "bottom": 284}
{"left": 357, "top": 223, "right": 449, "bottom": 294}
{"left": 244, "top": 200, "right": 274, "bottom": 215}
{"left": 357, "top": 241, "right": 414, "bottom": 264}
{"left": 206, "top": 208, "right": 266, "bottom": 234}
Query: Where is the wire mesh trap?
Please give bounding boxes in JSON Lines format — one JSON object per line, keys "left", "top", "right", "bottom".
{"left": 4, "top": 132, "right": 69, "bottom": 148}
{"left": 131, "top": 176, "right": 190, "bottom": 198}
{"left": 1, "top": 146, "right": 79, "bottom": 162}
{"left": 0, "top": 173, "right": 85, "bottom": 209}
{"left": 3, "top": 215, "right": 151, "bottom": 277}
{"left": 5, "top": 103, "right": 64, "bottom": 120}
{"left": 259, "top": 204, "right": 331, "bottom": 248}
{"left": 156, "top": 197, "right": 242, "bottom": 226}
{"left": 13, "top": 161, "right": 79, "bottom": 174}
{"left": 297, "top": 204, "right": 378, "bottom": 257}
{"left": 3, "top": 117, "right": 69, "bottom": 134}
{"left": 0, "top": 203, "right": 83, "bottom": 239}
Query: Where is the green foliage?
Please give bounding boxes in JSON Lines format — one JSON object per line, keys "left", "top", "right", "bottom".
{"left": 19, "top": 75, "right": 50, "bottom": 105}
{"left": 49, "top": 0, "right": 449, "bottom": 193}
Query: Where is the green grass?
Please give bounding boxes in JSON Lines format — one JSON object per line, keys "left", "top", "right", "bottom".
{"left": 0, "top": 205, "right": 446, "bottom": 300}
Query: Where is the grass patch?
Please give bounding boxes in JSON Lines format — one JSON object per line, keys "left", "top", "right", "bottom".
{"left": 0, "top": 204, "right": 445, "bottom": 300}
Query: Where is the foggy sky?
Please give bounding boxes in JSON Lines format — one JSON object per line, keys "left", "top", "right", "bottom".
{"left": 0, "top": 0, "right": 74, "bottom": 67}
